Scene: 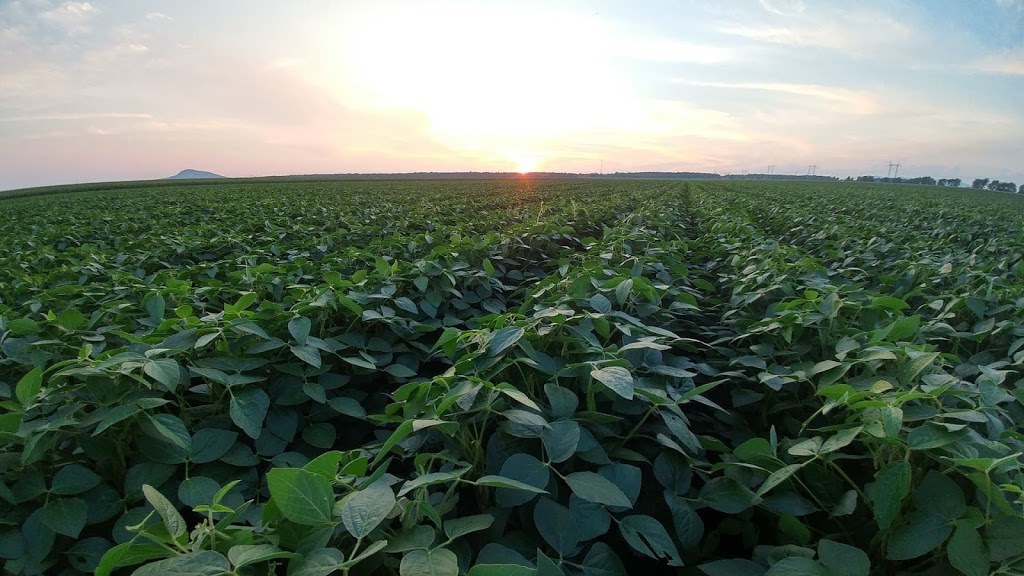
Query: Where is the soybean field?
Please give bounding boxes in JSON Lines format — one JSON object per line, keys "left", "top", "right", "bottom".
{"left": 1, "top": 179, "right": 1023, "bottom": 576}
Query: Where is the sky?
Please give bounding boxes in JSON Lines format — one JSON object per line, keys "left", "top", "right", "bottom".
{"left": 1, "top": 0, "right": 1023, "bottom": 190}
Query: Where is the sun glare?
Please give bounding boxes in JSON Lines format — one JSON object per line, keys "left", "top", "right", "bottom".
{"left": 513, "top": 155, "right": 540, "bottom": 174}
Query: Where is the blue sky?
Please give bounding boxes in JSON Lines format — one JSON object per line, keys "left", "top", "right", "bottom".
{"left": 1, "top": 0, "right": 1022, "bottom": 189}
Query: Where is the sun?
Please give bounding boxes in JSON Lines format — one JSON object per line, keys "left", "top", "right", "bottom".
{"left": 512, "top": 155, "right": 541, "bottom": 174}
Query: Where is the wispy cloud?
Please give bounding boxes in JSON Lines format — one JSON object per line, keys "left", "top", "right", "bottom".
{"left": 679, "top": 81, "right": 881, "bottom": 115}
{"left": 145, "top": 12, "right": 173, "bottom": 22}
{"left": 40, "top": 1, "right": 97, "bottom": 34}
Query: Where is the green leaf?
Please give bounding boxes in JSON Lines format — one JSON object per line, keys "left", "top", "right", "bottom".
{"left": 291, "top": 344, "right": 322, "bottom": 368}
{"left": 502, "top": 409, "right": 550, "bottom": 428}
{"left": 141, "top": 413, "right": 191, "bottom": 451}
{"left": 589, "top": 366, "right": 634, "bottom": 400}
{"left": 15, "top": 367, "right": 43, "bottom": 406}
{"left": 947, "top": 525, "right": 988, "bottom": 576}
{"left": 177, "top": 476, "right": 220, "bottom": 508}
{"left": 581, "top": 542, "right": 626, "bottom": 576}
{"left": 887, "top": 315, "right": 921, "bottom": 341}
{"left": 444, "top": 514, "right": 494, "bottom": 540}
{"left": 536, "top": 552, "right": 566, "bottom": 576}
{"left": 229, "top": 387, "right": 269, "bottom": 439}
{"left": 817, "top": 539, "right": 869, "bottom": 576}
{"left": 914, "top": 470, "right": 965, "bottom": 522}
{"left": 478, "top": 475, "right": 549, "bottom": 495}
{"left": 885, "top": 509, "right": 953, "bottom": 561}
{"left": 385, "top": 363, "right": 418, "bottom": 378}
{"left": 564, "top": 472, "right": 631, "bottom": 508}
{"left": 765, "top": 557, "right": 828, "bottom": 575}
{"left": 142, "top": 484, "right": 186, "bottom": 538}
{"left": 400, "top": 548, "right": 459, "bottom": 576}
{"left": 95, "top": 543, "right": 172, "bottom": 576}
{"left": 590, "top": 294, "right": 612, "bottom": 314}
{"left": 341, "top": 478, "right": 395, "bottom": 537}
{"left": 534, "top": 498, "right": 578, "bottom": 557}
{"left": 873, "top": 296, "right": 909, "bottom": 310}
{"left": 666, "top": 492, "right": 703, "bottom": 549}
{"left": 468, "top": 566, "right": 537, "bottom": 576}
{"left": 493, "top": 453, "right": 550, "bottom": 506}
{"left": 144, "top": 358, "right": 181, "bottom": 391}
{"left": 399, "top": 471, "right": 465, "bottom": 497}
{"left": 985, "top": 515, "right": 1024, "bottom": 562}
{"left": 489, "top": 326, "right": 525, "bottom": 357}
{"left": 618, "top": 515, "right": 683, "bottom": 566}
{"left": 371, "top": 419, "right": 452, "bottom": 466}
{"left": 266, "top": 468, "right": 334, "bottom": 525}
{"left": 189, "top": 428, "right": 238, "bottom": 464}
{"left": 544, "top": 384, "right": 578, "bottom": 419}
{"left": 227, "top": 544, "right": 292, "bottom": 568}
{"left": 40, "top": 497, "right": 88, "bottom": 538}
{"left": 288, "top": 548, "right": 346, "bottom": 576}
{"left": 304, "top": 451, "right": 344, "bottom": 479}
{"left": 756, "top": 464, "right": 802, "bottom": 497}
{"left": 699, "top": 477, "right": 759, "bottom": 514}
{"left": 289, "top": 316, "right": 311, "bottom": 344}
{"left": 907, "top": 424, "right": 966, "bottom": 450}
{"left": 819, "top": 426, "right": 861, "bottom": 454}
{"left": 7, "top": 317, "right": 40, "bottom": 336}
{"left": 699, "top": 559, "right": 766, "bottom": 576}
{"left": 872, "top": 461, "right": 910, "bottom": 530}
{"left": 51, "top": 464, "right": 103, "bottom": 495}
{"left": 131, "top": 550, "right": 230, "bottom": 576}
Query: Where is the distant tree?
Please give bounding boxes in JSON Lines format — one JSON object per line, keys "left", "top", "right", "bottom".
{"left": 987, "top": 180, "right": 1001, "bottom": 191}
{"left": 948, "top": 178, "right": 962, "bottom": 187}
{"left": 972, "top": 178, "right": 989, "bottom": 189}
{"left": 995, "top": 181, "right": 1017, "bottom": 193}
{"left": 857, "top": 175, "right": 876, "bottom": 182}
{"left": 1020, "top": 183, "right": 1024, "bottom": 194}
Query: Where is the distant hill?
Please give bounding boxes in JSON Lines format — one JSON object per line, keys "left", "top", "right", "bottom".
{"left": 168, "top": 169, "right": 224, "bottom": 179}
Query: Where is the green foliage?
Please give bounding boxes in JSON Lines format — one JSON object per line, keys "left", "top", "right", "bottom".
{"left": 1, "top": 179, "right": 1023, "bottom": 575}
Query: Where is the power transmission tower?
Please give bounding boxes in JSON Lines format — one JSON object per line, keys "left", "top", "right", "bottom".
{"left": 767, "top": 164, "right": 774, "bottom": 175}
{"left": 893, "top": 163, "right": 900, "bottom": 178}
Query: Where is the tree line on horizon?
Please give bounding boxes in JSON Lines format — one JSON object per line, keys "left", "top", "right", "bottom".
{"left": 848, "top": 175, "right": 1021, "bottom": 193}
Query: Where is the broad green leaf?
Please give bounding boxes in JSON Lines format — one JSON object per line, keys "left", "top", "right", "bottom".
{"left": 544, "top": 384, "right": 578, "bottom": 419}
{"left": 227, "top": 544, "right": 292, "bottom": 568}
{"left": 947, "top": 525, "right": 988, "bottom": 576}
{"left": 187, "top": 426, "right": 237, "bottom": 462}
{"left": 872, "top": 461, "right": 910, "bottom": 530}
{"left": 907, "top": 424, "right": 966, "bottom": 450}
{"left": 590, "top": 294, "right": 612, "bottom": 314}
{"left": 16, "top": 367, "right": 43, "bottom": 406}
{"left": 177, "top": 476, "right": 220, "bottom": 508}
{"left": 266, "top": 468, "right": 333, "bottom": 525}
{"left": 444, "top": 514, "right": 494, "bottom": 540}
{"left": 141, "top": 413, "right": 191, "bottom": 451}
{"left": 502, "top": 409, "right": 550, "bottom": 428}
{"left": 468, "top": 566, "right": 537, "bottom": 576}
{"left": 304, "top": 451, "right": 344, "bottom": 479}
{"left": 765, "top": 557, "right": 828, "bottom": 575}
{"left": 985, "top": 515, "right": 1024, "bottom": 562}
{"left": 589, "top": 366, "right": 634, "bottom": 400}
{"left": 144, "top": 358, "right": 181, "bottom": 391}
{"left": 699, "top": 477, "right": 759, "bottom": 514}
{"left": 291, "top": 344, "right": 322, "bottom": 368}
{"left": 341, "top": 478, "right": 395, "bottom": 537}
{"left": 289, "top": 316, "right": 311, "bottom": 344}
{"left": 580, "top": 542, "right": 626, "bottom": 576}
{"left": 564, "top": 472, "right": 631, "bottom": 508}
{"left": 757, "top": 464, "right": 802, "bottom": 497}
{"left": 142, "top": 484, "right": 186, "bottom": 538}
{"left": 666, "top": 492, "right": 704, "bottom": 549}
{"left": 288, "top": 548, "right": 346, "bottom": 576}
{"left": 131, "top": 550, "right": 230, "bottom": 576}
{"left": 400, "top": 548, "right": 459, "bottom": 576}
{"left": 40, "top": 497, "right": 88, "bottom": 538}
{"left": 887, "top": 315, "right": 921, "bottom": 341}
{"left": 914, "top": 470, "right": 965, "bottom": 522}
{"left": 489, "top": 327, "right": 525, "bottom": 357}
{"left": 699, "top": 559, "right": 766, "bottom": 576}
{"left": 51, "top": 464, "right": 103, "bottom": 495}
{"left": 95, "top": 543, "right": 172, "bottom": 576}
{"left": 886, "top": 509, "right": 953, "bottom": 560}
{"left": 819, "top": 426, "right": 861, "bottom": 454}
{"left": 536, "top": 551, "right": 566, "bottom": 576}
{"left": 817, "top": 539, "right": 869, "bottom": 576}
{"left": 371, "top": 419, "right": 452, "bottom": 466}
{"left": 399, "top": 471, "right": 465, "bottom": 497}
{"left": 534, "top": 498, "right": 578, "bottom": 557}
{"left": 493, "top": 453, "right": 550, "bottom": 506}
{"left": 618, "top": 515, "right": 683, "bottom": 566}
{"left": 229, "top": 387, "right": 270, "bottom": 439}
